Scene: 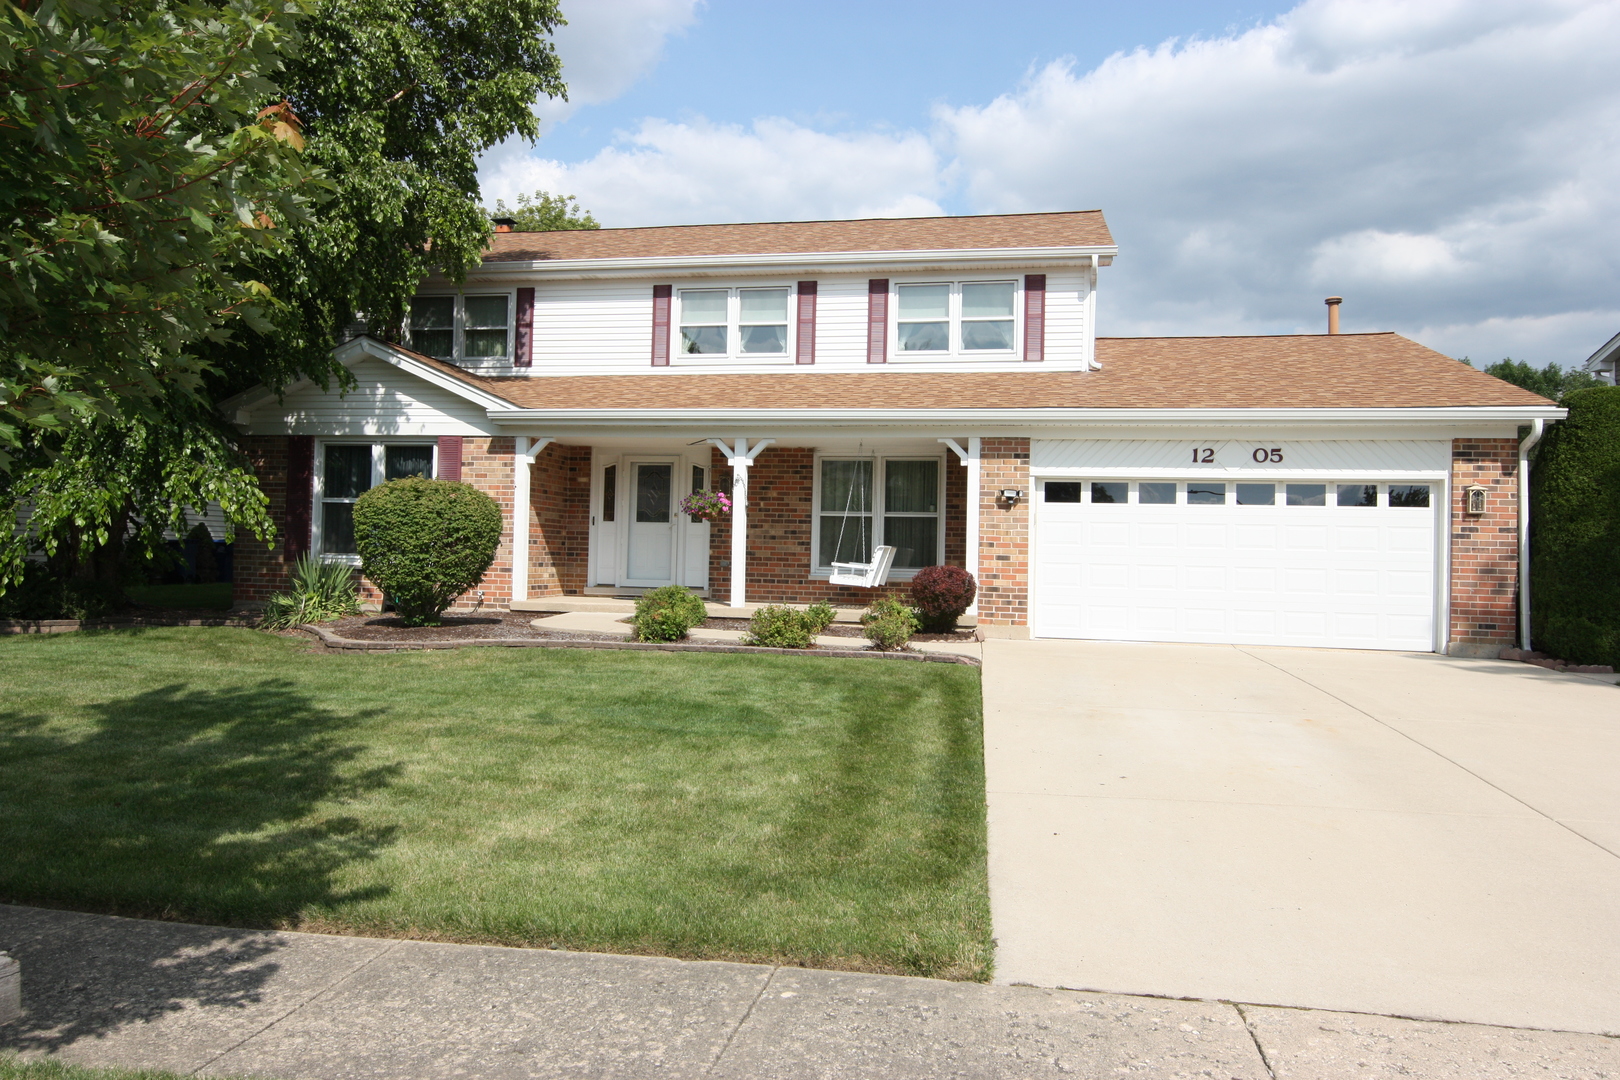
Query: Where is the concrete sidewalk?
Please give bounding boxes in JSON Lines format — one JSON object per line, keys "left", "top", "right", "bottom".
{"left": 4, "top": 906, "right": 1619, "bottom": 1079}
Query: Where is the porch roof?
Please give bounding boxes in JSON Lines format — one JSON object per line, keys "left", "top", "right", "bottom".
{"left": 407, "top": 333, "right": 1554, "bottom": 412}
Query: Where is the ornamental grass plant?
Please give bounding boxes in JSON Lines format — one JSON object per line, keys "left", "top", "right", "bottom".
{"left": 259, "top": 554, "right": 361, "bottom": 630}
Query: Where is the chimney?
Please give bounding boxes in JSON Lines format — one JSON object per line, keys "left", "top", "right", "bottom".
{"left": 1325, "top": 296, "right": 1342, "bottom": 334}
{"left": 492, "top": 216, "right": 516, "bottom": 233}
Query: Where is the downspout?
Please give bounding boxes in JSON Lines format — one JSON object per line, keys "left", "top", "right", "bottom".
{"left": 1518, "top": 418, "right": 1545, "bottom": 650}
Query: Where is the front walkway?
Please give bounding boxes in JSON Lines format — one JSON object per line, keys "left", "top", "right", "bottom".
{"left": 5, "top": 905, "right": 1619, "bottom": 1078}
{"left": 983, "top": 639, "right": 1620, "bottom": 1035}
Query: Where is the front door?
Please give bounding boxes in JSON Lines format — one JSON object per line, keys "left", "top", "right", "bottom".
{"left": 624, "top": 461, "right": 676, "bottom": 586}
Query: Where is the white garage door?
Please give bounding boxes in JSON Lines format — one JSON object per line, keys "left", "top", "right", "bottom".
{"left": 1033, "top": 479, "right": 1439, "bottom": 651}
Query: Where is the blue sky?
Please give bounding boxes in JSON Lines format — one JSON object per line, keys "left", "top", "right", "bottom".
{"left": 479, "top": 0, "right": 1620, "bottom": 369}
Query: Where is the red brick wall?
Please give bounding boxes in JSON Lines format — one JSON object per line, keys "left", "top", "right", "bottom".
{"left": 1449, "top": 438, "right": 1519, "bottom": 653}
{"left": 527, "top": 442, "right": 592, "bottom": 597}
{"left": 235, "top": 435, "right": 518, "bottom": 611}
{"left": 233, "top": 436, "right": 296, "bottom": 605}
{"left": 705, "top": 445, "right": 967, "bottom": 606}
{"left": 977, "top": 437, "right": 1030, "bottom": 626}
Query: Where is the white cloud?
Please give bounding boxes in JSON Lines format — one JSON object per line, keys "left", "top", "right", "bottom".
{"left": 540, "top": 0, "right": 700, "bottom": 125}
{"left": 480, "top": 0, "right": 1620, "bottom": 366}
{"left": 939, "top": 0, "right": 1620, "bottom": 362}
{"left": 481, "top": 117, "right": 945, "bottom": 225}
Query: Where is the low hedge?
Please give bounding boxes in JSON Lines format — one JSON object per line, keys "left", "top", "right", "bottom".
{"left": 1530, "top": 386, "right": 1620, "bottom": 666}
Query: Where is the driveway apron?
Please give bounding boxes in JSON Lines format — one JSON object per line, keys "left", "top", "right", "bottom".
{"left": 982, "top": 639, "right": 1620, "bottom": 1035}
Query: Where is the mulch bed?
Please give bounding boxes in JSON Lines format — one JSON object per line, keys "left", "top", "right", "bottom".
{"left": 325, "top": 612, "right": 627, "bottom": 643}
{"left": 699, "top": 617, "right": 981, "bottom": 644}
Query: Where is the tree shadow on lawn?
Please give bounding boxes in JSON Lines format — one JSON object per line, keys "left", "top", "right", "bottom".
{"left": 0, "top": 678, "right": 402, "bottom": 1054}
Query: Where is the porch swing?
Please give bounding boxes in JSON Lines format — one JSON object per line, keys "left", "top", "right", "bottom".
{"left": 826, "top": 450, "right": 896, "bottom": 588}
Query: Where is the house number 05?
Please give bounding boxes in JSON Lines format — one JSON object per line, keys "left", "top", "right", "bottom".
{"left": 1190, "top": 447, "right": 1285, "bottom": 463}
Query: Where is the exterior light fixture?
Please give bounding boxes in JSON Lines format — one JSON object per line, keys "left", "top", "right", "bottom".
{"left": 1465, "top": 485, "right": 1488, "bottom": 515}
{"left": 999, "top": 489, "right": 1024, "bottom": 502}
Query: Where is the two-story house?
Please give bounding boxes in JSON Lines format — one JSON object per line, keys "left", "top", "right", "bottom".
{"left": 225, "top": 211, "right": 1562, "bottom": 656}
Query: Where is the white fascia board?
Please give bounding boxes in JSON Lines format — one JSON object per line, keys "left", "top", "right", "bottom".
{"left": 460, "top": 245, "right": 1119, "bottom": 282}
{"left": 488, "top": 406, "right": 1566, "bottom": 430}
{"left": 1583, "top": 329, "right": 1620, "bottom": 372}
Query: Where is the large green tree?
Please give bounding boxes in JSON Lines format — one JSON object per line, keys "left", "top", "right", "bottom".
{"left": 0, "top": 0, "right": 316, "bottom": 470}
{"left": 1482, "top": 358, "right": 1601, "bottom": 402}
{"left": 1529, "top": 386, "right": 1620, "bottom": 666}
{"left": 487, "top": 189, "right": 599, "bottom": 232}
{"left": 205, "top": 0, "right": 567, "bottom": 396}
{"left": 3, "top": 0, "right": 568, "bottom": 596}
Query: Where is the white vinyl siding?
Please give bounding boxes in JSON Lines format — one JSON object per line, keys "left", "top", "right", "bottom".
{"left": 250, "top": 356, "right": 496, "bottom": 436}
{"left": 477, "top": 269, "right": 1095, "bottom": 374}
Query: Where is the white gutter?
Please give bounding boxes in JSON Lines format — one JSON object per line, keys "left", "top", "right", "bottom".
{"left": 1518, "top": 418, "right": 1546, "bottom": 650}
{"left": 487, "top": 406, "right": 1567, "bottom": 428}
{"left": 458, "top": 244, "right": 1119, "bottom": 282}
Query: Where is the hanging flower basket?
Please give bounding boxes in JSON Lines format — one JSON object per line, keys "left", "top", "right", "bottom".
{"left": 679, "top": 488, "right": 732, "bottom": 521}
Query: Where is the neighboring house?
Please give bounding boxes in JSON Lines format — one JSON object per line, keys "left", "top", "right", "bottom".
{"left": 1582, "top": 331, "right": 1620, "bottom": 385}
{"left": 224, "top": 211, "right": 1563, "bottom": 657}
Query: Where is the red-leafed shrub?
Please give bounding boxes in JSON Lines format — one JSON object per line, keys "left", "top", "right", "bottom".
{"left": 909, "top": 565, "right": 977, "bottom": 632}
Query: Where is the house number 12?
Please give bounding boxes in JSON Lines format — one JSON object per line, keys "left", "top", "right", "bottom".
{"left": 1190, "top": 447, "right": 1285, "bottom": 463}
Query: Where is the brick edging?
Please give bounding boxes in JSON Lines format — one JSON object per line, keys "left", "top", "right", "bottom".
{"left": 1, "top": 616, "right": 258, "bottom": 635}
{"left": 299, "top": 624, "right": 980, "bottom": 666}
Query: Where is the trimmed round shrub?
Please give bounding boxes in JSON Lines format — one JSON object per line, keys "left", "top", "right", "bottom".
{"left": 909, "top": 564, "right": 977, "bottom": 632}
{"left": 1530, "top": 386, "right": 1620, "bottom": 666}
{"left": 632, "top": 584, "right": 707, "bottom": 642}
{"left": 862, "top": 595, "right": 920, "bottom": 651}
{"left": 352, "top": 477, "right": 503, "bottom": 627}
{"left": 803, "top": 601, "right": 837, "bottom": 634}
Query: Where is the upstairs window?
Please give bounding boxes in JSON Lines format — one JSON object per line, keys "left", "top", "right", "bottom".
{"left": 895, "top": 280, "right": 1018, "bottom": 355}
{"left": 678, "top": 286, "right": 791, "bottom": 357}
{"left": 406, "top": 294, "right": 511, "bottom": 361}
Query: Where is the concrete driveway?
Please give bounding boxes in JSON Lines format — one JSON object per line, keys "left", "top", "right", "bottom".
{"left": 982, "top": 640, "right": 1620, "bottom": 1035}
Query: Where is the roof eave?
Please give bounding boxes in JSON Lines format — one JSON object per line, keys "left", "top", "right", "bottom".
{"left": 463, "top": 245, "right": 1119, "bottom": 281}
{"left": 486, "top": 405, "right": 1566, "bottom": 427}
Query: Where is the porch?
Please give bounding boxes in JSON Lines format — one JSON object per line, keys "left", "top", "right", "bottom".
{"left": 510, "top": 435, "right": 986, "bottom": 610}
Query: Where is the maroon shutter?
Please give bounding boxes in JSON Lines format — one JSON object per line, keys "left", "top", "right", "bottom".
{"left": 285, "top": 435, "right": 314, "bottom": 559}
{"left": 651, "top": 284, "right": 672, "bottom": 366}
{"left": 866, "top": 279, "right": 889, "bottom": 364}
{"left": 796, "top": 281, "right": 817, "bottom": 365}
{"left": 1023, "top": 274, "right": 1047, "bottom": 362}
{"left": 514, "top": 287, "right": 534, "bottom": 367}
{"left": 437, "top": 436, "right": 463, "bottom": 481}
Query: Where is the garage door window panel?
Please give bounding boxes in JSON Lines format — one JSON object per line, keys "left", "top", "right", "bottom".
{"left": 1236, "top": 483, "right": 1274, "bottom": 506}
{"left": 1188, "top": 483, "right": 1226, "bottom": 505}
{"left": 1091, "top": 482, "right": 1127, "bottom": 504}
{"left": 1389, "top": 485, "right": 1431, "bottom": 508}
{"left": 1287, "top": 484, "right": 1327, "bottom": 506}
{"left": 1338, "top": 484, "right": 1377, "bottom": 507}
{"left": 1139, "top": 482, "right": 1177, "bottom": 505}
{"left": 1045, "top": 482, "right": 1082, "bottom": 503}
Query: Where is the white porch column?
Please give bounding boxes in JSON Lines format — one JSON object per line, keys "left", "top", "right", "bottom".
{"left": 710, "top": 438, "right": 774, "bottom": 608}
{"left": 509, "top": 436, "right": 553, "bottom": 605}
{"left": 940, "top": 437, "right": 982, "bottom": 618}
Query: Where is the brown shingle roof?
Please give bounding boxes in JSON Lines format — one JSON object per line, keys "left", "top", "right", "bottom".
{"left": 482, "top": 211, "right": 1114, "bottom": 263}
{"left": 428, "top": 333, "right": 1551, "bottom": 412}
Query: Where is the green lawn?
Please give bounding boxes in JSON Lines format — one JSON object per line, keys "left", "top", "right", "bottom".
{"left": 0, "top": 629, "right": 989, "bottom": 979}
{"left": 0, "top": 1058, "right": 218, "bottom": 1080}
{"left": 124, "top": 583, "right": 234, "bottom": 611}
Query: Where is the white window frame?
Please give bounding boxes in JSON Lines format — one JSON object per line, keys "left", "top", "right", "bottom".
{"left": 405, "top": 289, "right": 517, "bottom": 363}
{"left": 890, "top": 278, "right": 1021, "bottom": 359}
{"left": 811, "top": 453, "right": 947, "bottom": 579}
{"left": 313, "top": 439, "right": 439, "bottom": 563}
{"left": 673, "top": 283, "right": 795, "bottom": 361}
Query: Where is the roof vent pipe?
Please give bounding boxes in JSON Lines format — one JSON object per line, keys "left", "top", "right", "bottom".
{"left": 1325, "top": 296, "right": 1343, "bottom": 334}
